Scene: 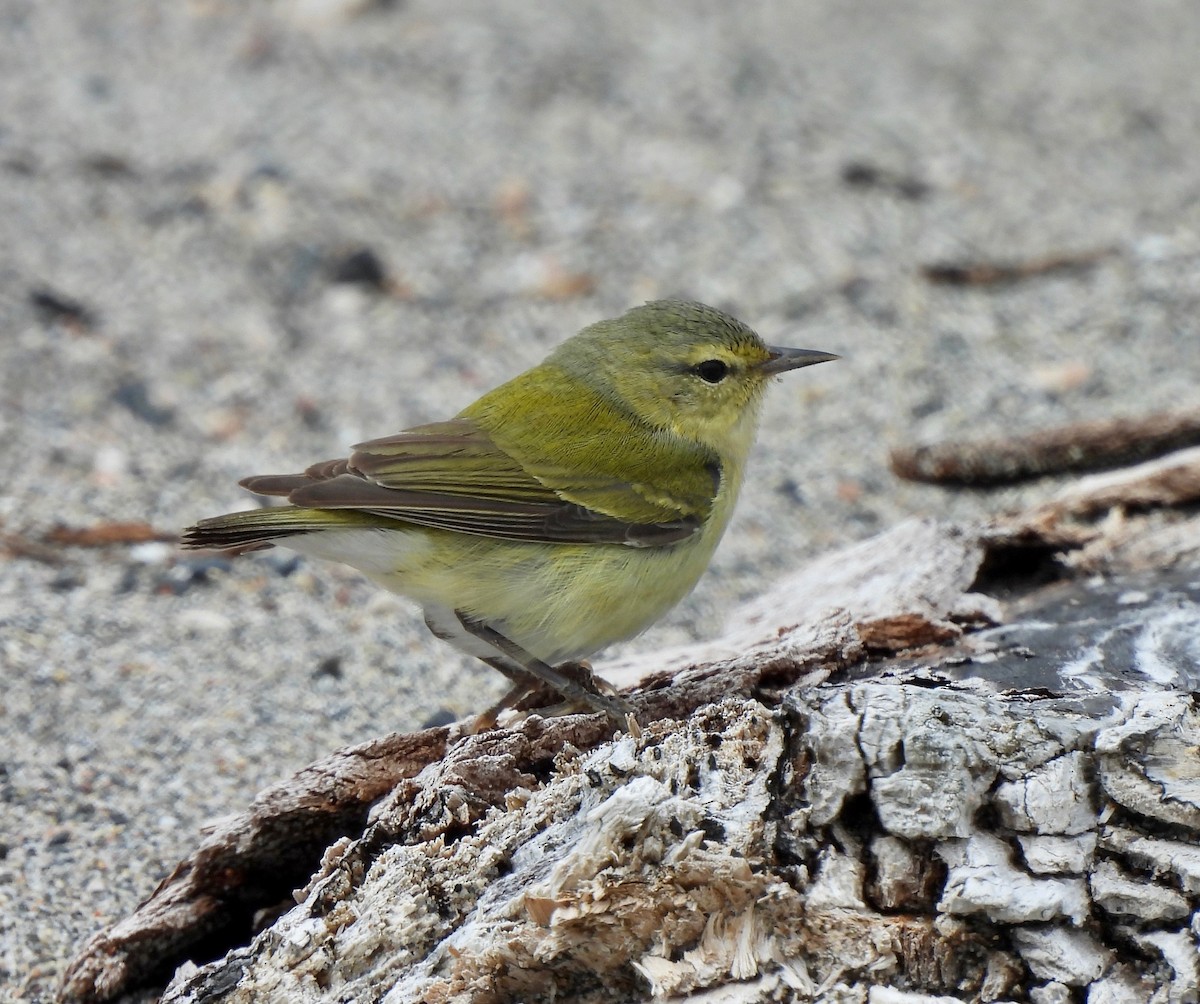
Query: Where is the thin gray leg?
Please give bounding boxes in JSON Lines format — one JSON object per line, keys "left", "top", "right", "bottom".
{"left": 456, "top": 612, "right": 633, "bottom": 727}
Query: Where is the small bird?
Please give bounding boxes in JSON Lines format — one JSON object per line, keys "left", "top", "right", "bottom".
{"left": 182, "top": 300, "right": 837, "bottom": 728}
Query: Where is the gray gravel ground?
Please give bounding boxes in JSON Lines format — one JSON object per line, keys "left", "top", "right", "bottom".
{"left": 3, "top": 2, "right": 1199, "bottom": 1000}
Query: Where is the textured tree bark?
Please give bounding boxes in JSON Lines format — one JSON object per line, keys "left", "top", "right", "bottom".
{"left": 60, "top": 448, "right": 1200, "bottom": 1004}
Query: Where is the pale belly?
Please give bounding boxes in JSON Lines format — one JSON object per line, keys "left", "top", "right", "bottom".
{"left": 284, "top": 523, "right": 722, "bottom": 665}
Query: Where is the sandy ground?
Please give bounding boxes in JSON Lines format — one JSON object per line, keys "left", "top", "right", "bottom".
{"left": 2, "top": 2, "right": 1199, "bottom": 1000}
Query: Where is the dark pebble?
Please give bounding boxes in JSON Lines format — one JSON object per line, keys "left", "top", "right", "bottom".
{"left": 328, "top": 247, "right": 388, "bottom": 290}
{"left": 776, "top": 477, "right": 806, "bottom": 505}
{"left": 112, "top": 378, "right": 177, "bottom": 428}
{"left": 262, "top": 552, "right": 303, "bottom": 577}
{"left": 421, "top": 708, "right": 458, "bottom": 729}
{"left": 115, "top": 565, "right": 141, "bottom": 595}
{"left": 79, "top": 152, "right": 137, "bottom": 179}
{"left": 910, "top": 396, "right": 945, "bottom": 419}
{"left": 312, "top": 656, "right": 343, "bottom": 681}
{"left": 29, "top": 287, "right": 96, "bottom": 329}
{"left": 839, "top": 160, "right": 929, "bottom": 200}
{"left": 50, "top": 570, "right": 85, "bottom": 592}
{"left": 156, "top": 556, "right": 233, "bottom": 595}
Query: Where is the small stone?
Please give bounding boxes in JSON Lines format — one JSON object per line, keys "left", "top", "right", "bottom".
{"left": 421, "top": 708, "right": 457, "bottom": 729}
{"left": 49, "top": 570, "right": 84, "bottom": 592}
{"left": 29, "top": 287, "right": 96, "bottom": 330}
{"left": 91, "top": 445, "right": 129, "bottom": 486}
{"left": 112, "top": 378, "right": 177, "bottom": 427}
{"left": 45, "top": 827, "right": 72, "bottom": 848}
{"left": 312, "top": 656, "right": 343, "bottom": 681}
{"left": 128, "top": 541, "right": 174, "bottom": 565}
{"left": 157, "top": 556, "right": 232, "bottom": 595}
{"left": 176, "top": 609, "right": 233, "bottom": 636}
{"left": 328, "top": 247, "right": 388, "bottom": 290}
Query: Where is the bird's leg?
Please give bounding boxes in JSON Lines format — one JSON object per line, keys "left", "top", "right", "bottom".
{"left": 508, "top": 660, "right": 612, "bottom": 710}
{"left": 456, "top": 612, "right": 634, "bottom": 729}
{"left": 471, "top": 663, "right": 620, "bottom": 732}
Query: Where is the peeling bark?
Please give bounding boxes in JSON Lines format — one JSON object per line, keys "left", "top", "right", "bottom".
{"left": 60, "top": 450, "right": 1200, "bottom": 1004}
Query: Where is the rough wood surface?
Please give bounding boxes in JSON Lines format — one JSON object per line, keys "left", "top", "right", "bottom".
{"left": 60, "top": 450, "right": 1200, "bottom": 1004}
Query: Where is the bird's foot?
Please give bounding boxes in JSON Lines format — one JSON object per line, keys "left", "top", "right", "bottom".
{"left": 473, "top": 660, "right": 637, "bottom": 733}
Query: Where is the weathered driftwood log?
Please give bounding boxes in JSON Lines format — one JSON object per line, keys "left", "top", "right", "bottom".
{"left": 60, "top": 449, "right": 1200, "bottom": 1003}
{"left": 890, "top": 407, "right": 1200, "bottom": 486}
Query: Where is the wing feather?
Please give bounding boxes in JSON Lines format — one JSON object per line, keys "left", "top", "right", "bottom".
{"left": 236, "top": 417, "right": 713, "bottom": 547}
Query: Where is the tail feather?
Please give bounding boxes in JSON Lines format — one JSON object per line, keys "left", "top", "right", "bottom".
{"left": 238, "top": 473, "right": 317, "bottom": 497}
{"left": 181, "top": 506, "right": 388, "bottom": 551}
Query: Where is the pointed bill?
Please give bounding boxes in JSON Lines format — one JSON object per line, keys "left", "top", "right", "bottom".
{"left": 759, "top": 346, "right": 840, "bottom": 375}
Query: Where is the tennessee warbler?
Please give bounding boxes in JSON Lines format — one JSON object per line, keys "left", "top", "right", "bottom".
{"left": 183, "top": 300, "right": 837, "bottom": 727}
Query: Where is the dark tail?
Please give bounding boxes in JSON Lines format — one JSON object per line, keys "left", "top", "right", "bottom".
{"left": 180, "top": 506, "right": 382, "bottom": 551}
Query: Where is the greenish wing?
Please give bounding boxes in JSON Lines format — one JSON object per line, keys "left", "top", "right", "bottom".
{"left": 271, "top": 419, "right": 709, "bottom": 547}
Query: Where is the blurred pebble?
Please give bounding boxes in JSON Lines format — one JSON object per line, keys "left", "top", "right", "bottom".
{"left": 201, "top": 407, "right": 249, "bottom": 441}
{"left": 156, "top": 556, "right": 232, "bottom": 594}
{"left": 44, "top": 827, "right": 71, "bottom": 848}
{"left": 4, "top": 150, "right": 38, "bottom": 175}
{"left": 839, "top": 160, "right": 930, "bottom": 200}
{"left": 262, "top": 552, "right": 303, "bottom": 577}
{"left": 327, "top": 247, "right": 388, "bottom": 290}
{"left": 776, "top": 478, "right": 806, "bottom": 505}
{"left": 312, "top": 655, "right": 343, "bottom": 680}
{"left": 29, "top": 287, "right": 96, "bottom": 331}
{"left": 115, "top": 566, "right": 140, "bottom": 595}
{"left": 129, "top": 541, "right": 174, "bottom": 565}
{"left": 1029, "top": 360, "right": 1092, "bottom": 394}
{"left": 112, "top": 379, "right": 177, "bottom": 427}
{"left": 79, "top": 152, "right": 137, "bottom": 179}
{"left": 493, "top": 177, "right": 534, "bottom": 239}
{"left": 505, "top": 253, "right": 595, "bottom": 300}
{"left": 176, "top": 609, "right": 233, "bottom": 635}
{"left": 295, "top": 396, "right": 326, "bottom": 430}
{"left": 49, "top": 570, "right": 84, "bottom": 592}
{"left": 705, "top": 175, "right": 745, "bottom": 211}
{"left": 91, "top": 446, "right": 128, "bottom": 486}
{"left": 836, "top": 479, "right": 864, "bottom": 504}
{"left": 910, "top": 395, "right": 945, "bottom": 419}
{"left": 421, "top": 708, "right": 458, "bottom": 729}
{"left": 1130, "top": 232, "right": 1198, "bottom": 262}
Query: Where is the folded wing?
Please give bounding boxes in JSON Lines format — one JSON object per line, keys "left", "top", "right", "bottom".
{"left": 240, "top": 418, "right": 714, "bottom": 547}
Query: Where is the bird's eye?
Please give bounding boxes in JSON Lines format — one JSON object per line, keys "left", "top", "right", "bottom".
{"left": 694, "top": 359, "right": 729, "bottom": 383}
